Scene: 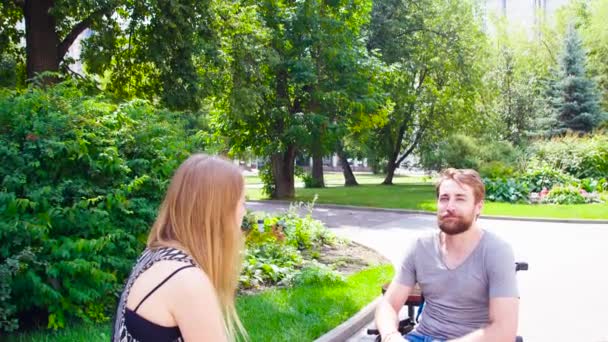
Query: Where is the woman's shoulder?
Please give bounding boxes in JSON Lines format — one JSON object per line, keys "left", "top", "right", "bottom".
{"left": 156, "top": 260, "right": 215, "bottom": 306}
{"left": 147, "top": 248, "right": 209, "bottom": 290}
{"left": 148, "top": 246, "right": 195, "bottom": 264}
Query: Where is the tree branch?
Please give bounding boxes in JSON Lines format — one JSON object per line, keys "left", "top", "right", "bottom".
{"left": 541, "top": 39, "right": 557, "bottom": 64}
{"left": 395, "top": 125, "right": 425, "bottom": 166}
{"left": 395, "top": 103, "right": 436, "bottom": 167}
{"left": 58, "top": 6, "right": 114, "bottom": 60}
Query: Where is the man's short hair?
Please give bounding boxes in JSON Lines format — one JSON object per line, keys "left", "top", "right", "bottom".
{"left": 435, "top": 168, "right": 485, "bottom": 203}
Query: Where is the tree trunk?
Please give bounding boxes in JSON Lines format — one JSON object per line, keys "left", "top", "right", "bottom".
{"left": 271, "top": 145, "right": 296, "bottom": 199}
{"left": 25, "top": 0, "right": 61, "bottom": 82}
{"left": 337, "top": 144, "right": 358, "bottom": 186}
{"left": 383, "top": 125, "right": 405, "bottom": 185}
{"left": 382, "top": 154, "right": 398, "bottom": 185}
{"left": 311, "top": 147, "right": 325, "bottom": 188}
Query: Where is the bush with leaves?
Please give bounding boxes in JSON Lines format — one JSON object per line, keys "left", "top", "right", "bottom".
{"left": 419, "top": 134, "right": 522, "bottom": 175}
{"left": 0, "top": 81, "right": 199, "bottom": 331}
{"left": 484, "top": 178, "right": 530, "bottom": 203}
{"left": 279, "top": 201, "right": 337, "bottom": 250}
{"left": 258, "top": 163, "right": 275, "bottom": 198}
{"left": 302, "top": 172, "right": 324, "bottom": 188}
{"left": 240, "top": 242, "right": 302, "bottom": 289}
{"left": 286, "top": 262, "right": 345, "bottom": 286}
{"left": 543, "top": 185, "right": 603, "bottom": 204}
{"left": 578, "top": 178, "right": 607, "bottom": 193}
{"left": 542, "top": 186, "right": 586, "bottom": 204}
{"left": 479, "top": 161, "right": 517, "bottom": 179}
{"left": 517, "top": 163, "right": 579, "bottom": 193}
{"left": 239, "top": 199, "right": 340, "bottom": 289}
{"left": 529, "top": 133, "right": 608, "bottom": 179}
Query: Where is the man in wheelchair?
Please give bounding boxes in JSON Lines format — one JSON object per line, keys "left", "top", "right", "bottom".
{"left": 374, "top": 169, "right": 519, "bottom": 342}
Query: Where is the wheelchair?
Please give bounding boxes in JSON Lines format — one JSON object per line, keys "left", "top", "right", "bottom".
{"left": 367, "top": 262, "right": 528, "bottom": 342}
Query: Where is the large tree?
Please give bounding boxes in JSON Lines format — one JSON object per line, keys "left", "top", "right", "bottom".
{"left": 215, "top": 0, "right": 385, "bottom": 198}
{"left": 547, "top": 24, "right": 605, "bottom": 134}
{"left": 559, "top": 0, "right": 608, "bottom": 113}
{"left": 367, "top": 0, "right": 487, "bottom": 184}
{"left": 0, "top": 0, "right": 216, "bottom": 110}
{"left": 0, "top": 0, "right": 116, "bottom": 81}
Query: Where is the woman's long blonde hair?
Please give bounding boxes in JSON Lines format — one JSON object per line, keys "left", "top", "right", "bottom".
{"left": 147, "top": 154, "right": 246, "bottom": 341}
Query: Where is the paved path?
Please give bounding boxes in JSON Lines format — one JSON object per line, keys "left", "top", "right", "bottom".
{"left": 247, "top": 201, "right": 608, "bottom": 342}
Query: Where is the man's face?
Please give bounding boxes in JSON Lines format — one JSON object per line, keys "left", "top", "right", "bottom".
{"left": 437, "top": 179, "right": 482, "bottom": 235}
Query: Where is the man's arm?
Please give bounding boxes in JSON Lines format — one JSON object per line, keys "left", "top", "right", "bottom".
{"left": 448, "top": 297, "right": 519, "bottom": 342}
{"left": 374, "top": 281, "right": 412, "bottom": 341}
{"left": 376, "top": 239, "right": 418, "bottom": 341}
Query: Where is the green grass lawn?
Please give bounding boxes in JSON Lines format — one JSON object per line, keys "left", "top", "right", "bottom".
{"left": 8, "top": 264, "right": 394, "bottom": 342}
{"left": 237, "top": 264, "right": 393, "bottom": 341}
{"left": 245, "top": 172, "right": 430, "bottom": 187}
{"left": 246, "top": 175, "right": 608, "bottom": 220}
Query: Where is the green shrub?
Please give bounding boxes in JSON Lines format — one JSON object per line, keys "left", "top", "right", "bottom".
{"left": 484, "top": 178, "right": 530, "bottom": 203}
{"left": 258, "top": 163, "right": 275, "bottom": 198}
{"left": 577, "top": 178, "right": 606, "bottom": 193}
{"left": 302, "top": 173, "right": 324, "bottom": 188}
{"left": 419, "top": 134, "right": 521, "bottom": 174}
{"left": 240, "top": 243, "right": 303, "bottom": 288}
{"left": 420, "top": 134, "right": 480, "bottom": 170}
{"left": 479, "top": 161, "right": 516, "bottom": 179}
{"left": 518, "top": 163, "right": 578, "bottom": 193}
{"left": 248, "top": 211, "right": 336, "bottom": 252}
{"left": 543, "top": 186, "right": 586, "bottom": 204}
{"left": 280, "top": 203, "right": 337, "bottom": 250}
{"left": 240, "top": 210, "right": 257, "bottom": 233}
{"left": 0, "top": 81, "right": 199, "bottom": 331}
{"left": 288, "top": 262, "right": 345, "bottom": 286}
{"left": 600, "top": 178, "right": 608, "bottom": 192}
{"left": 530, "top": 133, "right": 608, "bottom": 179}
{"left": 240, "top": 200, "right": 339, "bottom": 289}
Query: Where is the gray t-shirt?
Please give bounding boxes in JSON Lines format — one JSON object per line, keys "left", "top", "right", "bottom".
{"left": 396, "top": 230, "right": 518, "bottom": 340}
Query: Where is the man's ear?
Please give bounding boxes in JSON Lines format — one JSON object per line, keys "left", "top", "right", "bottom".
{"left": 475, "top": 200, "right": 484, "bottom": 219}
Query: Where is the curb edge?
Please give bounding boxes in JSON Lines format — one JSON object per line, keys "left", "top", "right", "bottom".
{"left": 313, "top": 296, "right": 381, "bottom": 342}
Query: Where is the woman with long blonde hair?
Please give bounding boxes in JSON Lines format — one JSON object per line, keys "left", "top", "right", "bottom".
{"left": 112, "top": 154, "right": 247, "bottom": 341}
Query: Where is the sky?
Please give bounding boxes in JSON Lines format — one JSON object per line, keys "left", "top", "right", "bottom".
{"left": 485, "top": 0, "right": 570, "bottom": 28}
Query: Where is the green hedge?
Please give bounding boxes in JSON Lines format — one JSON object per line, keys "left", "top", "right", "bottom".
{"left": 0, "top": 82, "right": 198, "bottom": 331}
{"left": 530, "top": 133, "right": 608, "bottom": 179}
{"left": 418, "top": 134, "right": 521, "bottom": 177}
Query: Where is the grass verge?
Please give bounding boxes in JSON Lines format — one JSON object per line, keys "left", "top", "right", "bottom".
{"left": 247, "top": 182, "right": 608, "bottom": 220}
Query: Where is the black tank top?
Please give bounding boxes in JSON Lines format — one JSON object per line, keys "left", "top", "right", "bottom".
{"left": 112, "top": 247, "right": 196, "bottom": 342}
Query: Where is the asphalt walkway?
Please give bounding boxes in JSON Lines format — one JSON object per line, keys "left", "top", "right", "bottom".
{"left": 247, "top": 201, "right": 608, "bottom": 342}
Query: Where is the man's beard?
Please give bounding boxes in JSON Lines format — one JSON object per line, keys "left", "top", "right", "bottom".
{"left": 438, "top": 213, "right": 474, "bottom": 235}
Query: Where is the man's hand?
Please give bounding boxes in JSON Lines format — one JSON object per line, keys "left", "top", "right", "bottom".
{"left": 374, "top": 281, "right": 412, "bottom": 339}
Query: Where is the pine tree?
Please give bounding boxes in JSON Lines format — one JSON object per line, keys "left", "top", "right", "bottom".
{"left": 547, "top": 24, "right": 605, "bottom": 134}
